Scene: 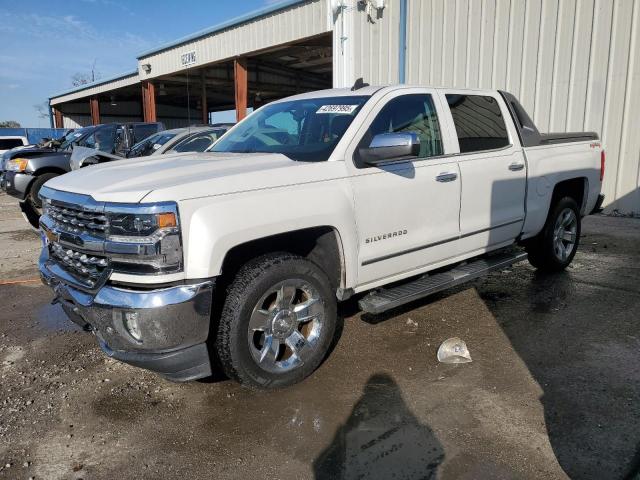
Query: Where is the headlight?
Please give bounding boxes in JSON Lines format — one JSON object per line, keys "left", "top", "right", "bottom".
{"left": 104, "top": 203, "right": 183, "bottom": 275}
{"left": 6, "top": 158, "right": 29, "bottom": 172}
{"left": 108, "top": 211, "right": 178, "bottom": 242}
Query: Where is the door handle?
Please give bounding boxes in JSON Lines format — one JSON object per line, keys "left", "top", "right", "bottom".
{"left": 436, "top": 172, "right": 458, "bottom": 182}
{"left": 508, "top": 162, "right": 525, "bottom": 171}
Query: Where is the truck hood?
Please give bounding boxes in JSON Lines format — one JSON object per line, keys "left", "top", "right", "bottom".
{"left": 44, "top": 152, "right": 339, "bottom": 203}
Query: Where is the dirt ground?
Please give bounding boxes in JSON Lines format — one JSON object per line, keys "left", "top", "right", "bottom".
{"left": 0, "top": 191, "right": 639, "bottom": 480}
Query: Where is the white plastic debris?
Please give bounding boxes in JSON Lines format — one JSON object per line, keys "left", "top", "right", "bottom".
{"left": 437, "top": 337, "right": 472, "bottom": 364}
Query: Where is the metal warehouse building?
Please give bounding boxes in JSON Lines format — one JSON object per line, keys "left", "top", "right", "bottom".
{"left": 49, "top": 0, "right": 640, "bottom": 214}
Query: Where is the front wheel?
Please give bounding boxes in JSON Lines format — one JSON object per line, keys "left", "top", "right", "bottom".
{"left": 526, "top": 196, "right": 581, "bottom": 272}
{"left": 27, "top": 172, "right": 58, "bottom": 217}
{"left": 215, "top": 253, "right": 337, "bottom": 389}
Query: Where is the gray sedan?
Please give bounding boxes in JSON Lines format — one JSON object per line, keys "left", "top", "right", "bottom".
{"left": 128, "top": 124, "right": 234, "bottom": 158}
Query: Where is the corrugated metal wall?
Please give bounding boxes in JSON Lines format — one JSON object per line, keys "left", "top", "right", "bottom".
{"left": 352, "top": 1, "right": 403, "bottom": 84}
{"left": 400, "top": 0, "right": 639, "bottom": 213}
{"left": 50, "top": 73, "right": 139, "bottom": 105}
{"left": 138, "top": 0, "right": 329, "bottom": 80}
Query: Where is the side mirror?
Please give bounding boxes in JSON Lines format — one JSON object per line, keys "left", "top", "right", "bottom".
{"left": 359, "top": 132, "right": 420, "bottom": 165}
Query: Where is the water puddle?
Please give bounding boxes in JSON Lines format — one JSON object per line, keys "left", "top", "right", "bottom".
{"left": 35, "top": 303, "right": 82, "bottom": 332}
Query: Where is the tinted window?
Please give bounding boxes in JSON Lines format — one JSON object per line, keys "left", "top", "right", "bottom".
{"left": 362, "top": 94, "right": 443, "bottom": 159}
{"left": 0, "top": 139, "right": 25, "bottom": 149}
{"left": 172, "top": 130, "right": 223, "bottom": 153}
{"left": 128, "top": 132, "right": 178, "bottom": 158}
{"left": 445, "top": 94, "right": 510, "bottom": 153}
{"left": 133, "top": 124, "right": 160, "bottom": 144}
{"left": 80, "top": 125, "right": 116, "bottom": 152}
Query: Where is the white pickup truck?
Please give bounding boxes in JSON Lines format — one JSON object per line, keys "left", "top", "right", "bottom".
{"left": 38, "top": 84, "right": 605, "bottom": 388}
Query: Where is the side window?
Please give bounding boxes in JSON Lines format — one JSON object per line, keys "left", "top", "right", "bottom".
{"left": 82, "top": 133, "right": 96, "bottom": 149}
{"left": 445, "top": 94, "right": 510, "bottom": 153}
{"left": 361, "top": 94, "right": 443, "bottom": 159}
{"left": 0, "top": 139, "right": 25, "bottom": 150}
{"left": 86, "top": 125, "right": 116, "bottom": 152}
{"left": 133, "top": 124, "right": 159, "bottom": 144}
{"left": 114, "top": 126, "right": 127, "bottom": 155}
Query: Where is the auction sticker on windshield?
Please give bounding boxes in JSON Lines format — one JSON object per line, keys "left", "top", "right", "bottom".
{"left": 316, "top": 105, "right": 359, "bottom": 114}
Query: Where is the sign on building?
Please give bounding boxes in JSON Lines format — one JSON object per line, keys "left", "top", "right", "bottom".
{"left": 181, "top": 51, "right": 197, "bottom": 67}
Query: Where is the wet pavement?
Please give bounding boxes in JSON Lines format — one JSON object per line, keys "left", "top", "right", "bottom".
{"left": 0, "top": 191, "right": 639, "bottom": 479}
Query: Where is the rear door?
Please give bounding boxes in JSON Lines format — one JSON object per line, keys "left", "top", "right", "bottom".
{"left": 346, "top": 88, "right": 462, "bottom": 288}
{"left": 439, "top": 91, "right": 526, "bottom": 254}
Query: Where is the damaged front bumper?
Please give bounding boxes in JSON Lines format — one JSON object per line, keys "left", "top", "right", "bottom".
{"left": 39, "top": 249, "right": 215, "bottom": 382}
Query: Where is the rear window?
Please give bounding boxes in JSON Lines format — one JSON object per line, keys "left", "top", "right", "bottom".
{"left": 0, "top": 138, "right": 25, "bottom": 150}
{"left": 445, "top": 95, "right": 510, "bottom": 153}
{"left": 172, "top": 130, "right": 225, "bottom": 153}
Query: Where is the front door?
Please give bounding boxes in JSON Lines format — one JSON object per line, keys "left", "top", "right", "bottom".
{"left": 347, "top": 89, "right": 462, "bottom": 289}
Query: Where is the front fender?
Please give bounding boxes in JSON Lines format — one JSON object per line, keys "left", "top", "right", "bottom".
{"left": 179, "top": 179, "right": 359, "bottom": 288}
{"left": 27, "top": 153, "right": 71, "bottom": 175}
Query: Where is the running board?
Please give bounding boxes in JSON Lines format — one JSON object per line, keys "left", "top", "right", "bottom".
{"left": 358, "top": 251, "right": 528, "bottom": 314}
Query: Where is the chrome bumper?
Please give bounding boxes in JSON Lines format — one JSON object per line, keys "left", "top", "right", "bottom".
{"left": 39, "top": 250, "right": 215, "bottom": 382}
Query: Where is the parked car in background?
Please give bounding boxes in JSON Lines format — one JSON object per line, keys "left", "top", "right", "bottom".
{"left": 0, "top": 128, "right": 70, "bottom": 154}
{"left": 0, "top": 135, "right": 28, "bottom": 154}
{"left": 37, "top": 85, "right": 604, "bottom": 388}
{"left": 130, "top": 124, "right": 234, "bottom": 158}
{"left": 1, "top": 122, "right": 164, "bottom": 227}
{"left": 69, "top": 124, "right": 235, "bottom": 170}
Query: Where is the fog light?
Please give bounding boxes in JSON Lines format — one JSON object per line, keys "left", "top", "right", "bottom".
{"left": 123, "top": 311, "right": 142, "bottom": 342}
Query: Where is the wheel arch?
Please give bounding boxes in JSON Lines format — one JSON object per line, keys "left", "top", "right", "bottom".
{"left": 218, "top": 226, "right": 346, "bottom": 293}
{"left": 32, "top": 166, "right": 66, "bottom": 177}
{"left": 551, "top": 177, "right": 589, "bottom": 215}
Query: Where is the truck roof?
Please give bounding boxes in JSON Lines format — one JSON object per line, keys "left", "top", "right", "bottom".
{"left": 280, "top": 84, "right": 502, "bottom": 102}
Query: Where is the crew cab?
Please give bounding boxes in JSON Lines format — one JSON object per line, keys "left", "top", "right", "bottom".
{"left": 2, "top": 122, "right": 163, "bottom": 227}
{"left": 37, "top": 84, "right": 605, "bottom": 389}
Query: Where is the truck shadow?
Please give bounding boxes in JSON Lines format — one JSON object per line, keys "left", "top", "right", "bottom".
{"left": 348, "top": 220, "right": 640, "bottom": 479}
{"left": 313, "top": 373, "right": 444, "bottom": 480}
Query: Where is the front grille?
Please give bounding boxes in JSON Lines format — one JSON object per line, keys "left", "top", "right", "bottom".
{"left": 45, "top": 203, "right": 108, "bottom": 237}
{"left": 50, "top": 242, "right": 109, "bottom": 288}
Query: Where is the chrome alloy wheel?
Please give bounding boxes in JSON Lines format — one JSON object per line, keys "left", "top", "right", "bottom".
{"left": 553, "top": 207, "right": 578, "bottom": 262}
{"left": 247, "top": 279, "right": 325, "bottom": 373}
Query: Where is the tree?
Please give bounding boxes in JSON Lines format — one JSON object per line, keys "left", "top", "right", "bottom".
{"left": 0, "top": 121, "right": 20, "bottom": 128}
{"left": 34, "top": 102, "right": 49, "bottom": 120}
{"left": 71, "top": 59, "right": 100, "bottom": 86}
{"left": 71, "top": 72, "right": 95, "bottom": 86}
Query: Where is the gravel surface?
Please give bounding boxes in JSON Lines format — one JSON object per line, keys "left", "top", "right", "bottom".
{"left": 0, "top": 192, "right": 639, "bottom": 479}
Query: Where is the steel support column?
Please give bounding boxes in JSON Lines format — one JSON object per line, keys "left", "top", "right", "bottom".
{"left": 200, "top": 70, "right": 208, "bottom": 124}
{"left": 89, "top": 97, "right": 100, "bottom": 125}
{"left": 142, "top": 81, "right": 157, "bottom": 122}
{"left": 52, "top": 107, "right": 63, "bottom": 129}
{"left": 234, "top": 57, "right": 248, "bottom": 122}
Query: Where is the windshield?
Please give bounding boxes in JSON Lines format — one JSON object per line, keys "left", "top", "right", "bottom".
{"left": 59, "top": 127, "right": 95, "bottom": 151}
{"left": 129, "top": 131, "right": 178, "bottom": 157}
{"left": 211, "top": 96, "right": 369, "bottom": 162}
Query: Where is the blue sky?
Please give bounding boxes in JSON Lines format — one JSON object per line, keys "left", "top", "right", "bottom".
{"left": 0, "top": 0, "right": 279, "bottom": 126}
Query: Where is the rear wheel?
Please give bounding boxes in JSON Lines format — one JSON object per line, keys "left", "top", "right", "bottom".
{"left": 215, "top": 253, "right": 337, "bottom": 389}
{"left": 526, "top": 196, "right": 581, "bottom": 272}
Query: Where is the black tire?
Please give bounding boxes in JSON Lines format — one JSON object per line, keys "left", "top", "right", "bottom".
{"left": 215, "top": 253, "right": 337, "bottom": 389}
{"left": 28, "top": 173, "right": 58, "bottom": 215}
{"left": 526, "top": 196, "right": 581, "bottom": 272}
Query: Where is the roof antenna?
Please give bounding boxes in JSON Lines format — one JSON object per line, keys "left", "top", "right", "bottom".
{"left": 351, "top": 77, "right": 369, "bottom": 91}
